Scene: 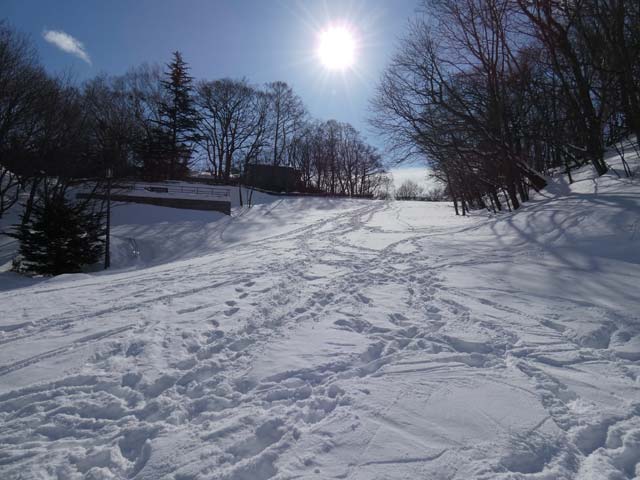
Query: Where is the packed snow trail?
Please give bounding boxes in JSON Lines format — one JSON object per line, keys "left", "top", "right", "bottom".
{"left": 1, "top": 162, "right": 640, "bottom": 479}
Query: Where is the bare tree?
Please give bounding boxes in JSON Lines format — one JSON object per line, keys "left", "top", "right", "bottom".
{"left": 196, "top": 78, "right": 267, "bottom": 181}
{"left": 371, "top": 0, "right": 547, "bottom": 214}
{"left": 516, "top": 0, "right": 609, "bottom": 175}
{"left": 83, "top": 75, "right": 142, "bottom": 178}
{"left": 396, "top": 179, "right": 424, "bottom": 200}
{"left": 375, "top": 173, "right": 395, "bottom": 199}
{"left": 0, "top": 22, "right": 48, "bottom": 218}
{"left": 285, "top": 119, "right": 385, "bottom": 197}
{"left": 265, "top": 81, "right": 306, "bottom": 167}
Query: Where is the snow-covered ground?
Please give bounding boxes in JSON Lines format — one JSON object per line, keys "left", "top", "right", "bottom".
{"left": 0, "top": 150, "right": 639, "bottom": 479}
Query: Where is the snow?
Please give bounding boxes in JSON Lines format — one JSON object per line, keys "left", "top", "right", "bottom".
{"left": 1, "top": 147, "right": 639, "bottom": 479}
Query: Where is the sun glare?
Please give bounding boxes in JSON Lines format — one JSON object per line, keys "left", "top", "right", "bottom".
{"left": 317, "top": 25, "right": 356, "bottom": 71}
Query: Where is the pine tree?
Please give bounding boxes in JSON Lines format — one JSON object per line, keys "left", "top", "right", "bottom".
{"left": 9, "top": 196, "right": 105, "bottom": 275}
{"left": 151, "top": 51, "right": 199, "bottom": 179}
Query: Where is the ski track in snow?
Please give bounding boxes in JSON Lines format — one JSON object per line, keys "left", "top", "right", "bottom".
{"left": 1, "top": 162, "right": 640, "bottom": 479}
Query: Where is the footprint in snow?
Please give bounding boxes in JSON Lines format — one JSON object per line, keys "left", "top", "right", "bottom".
{"left": 126, "top": 341, "right": 145, "bottom": 357}
{"left": 225, "top": 307, "right": 240, "bottom": 316}
{"left": 205, "top": 330, "right": 224, "bottom": 341}
{"left": 355, "top": 293, "right": 372, "bottom": 304}
{"left": 389, "top": 313, "right": 409, "bottom": 325}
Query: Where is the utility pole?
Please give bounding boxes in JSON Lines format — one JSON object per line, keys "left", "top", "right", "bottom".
{"left": 104, "top": 168, "right": 112, "bottom": 269}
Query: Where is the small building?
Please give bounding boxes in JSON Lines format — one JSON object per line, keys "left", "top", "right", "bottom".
{"left": 244, "top": 164, "right": 300, "bottom": 192}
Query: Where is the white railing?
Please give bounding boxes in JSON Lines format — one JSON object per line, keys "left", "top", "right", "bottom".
{"left": 116, "top": 183, "right": 230, "bottom": 199}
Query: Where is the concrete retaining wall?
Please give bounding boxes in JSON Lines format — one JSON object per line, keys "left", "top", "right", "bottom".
{"left": 77, "top": 193, "right": 231, "bottom": 215}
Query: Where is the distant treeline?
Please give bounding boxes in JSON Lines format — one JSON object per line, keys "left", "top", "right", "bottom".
{"left": 0, "top": 19, "right": 386, "bottom": 223}
{"left": 0, "top": 20, "right": 391, "bottom": 274}
{"left": 372, "top": 0, "right": 640, "bottom": 214}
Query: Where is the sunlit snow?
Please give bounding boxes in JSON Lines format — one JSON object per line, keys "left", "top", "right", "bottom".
{"left": 0, "top": 147, "right": 639, "bottom": 479}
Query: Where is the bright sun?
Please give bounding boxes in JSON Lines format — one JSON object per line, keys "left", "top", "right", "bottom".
{"left": 317, "top": 25, "right": 356, "bottom": 71}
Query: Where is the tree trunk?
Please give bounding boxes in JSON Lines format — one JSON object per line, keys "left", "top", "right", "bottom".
{"left": 22, "top": 178, "right": 40, "bottom": 227}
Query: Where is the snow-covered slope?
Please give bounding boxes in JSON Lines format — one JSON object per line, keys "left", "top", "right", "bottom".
{"left": 0, "top": 151, "right": 639, "bottom": 479}
{"left": 107, "top": 186, "right": 288, "bottom": 269}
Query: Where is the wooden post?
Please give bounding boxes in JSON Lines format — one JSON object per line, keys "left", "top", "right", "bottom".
{"left": 105, "top": 168, "right": 112, "bottom": 270}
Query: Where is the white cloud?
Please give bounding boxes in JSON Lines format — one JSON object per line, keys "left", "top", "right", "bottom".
{"left": 42, "top": 29, "right": 91, "bottom": 65}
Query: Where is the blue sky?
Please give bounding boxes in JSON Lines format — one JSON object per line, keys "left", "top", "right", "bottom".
{"left": 0, "top": 0, "right": 419, "bottom": 150}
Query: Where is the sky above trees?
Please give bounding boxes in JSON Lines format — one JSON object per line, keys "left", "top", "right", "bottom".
{"left": 0, "top": 0, "right": 419, "bottom": 151}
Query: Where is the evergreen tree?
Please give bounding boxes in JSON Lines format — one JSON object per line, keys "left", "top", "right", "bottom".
{"left": 9, "top": 196, "right": 105, "bottom": 275}
{"left": 151, "top": 51, "right": 199, "bottom": 179}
